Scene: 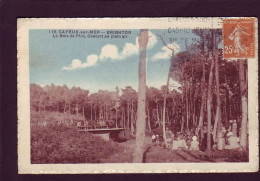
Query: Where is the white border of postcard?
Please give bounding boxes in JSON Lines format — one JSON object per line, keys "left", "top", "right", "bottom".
{"left": 17, "top": 18, "right": 259, "bottom": 173}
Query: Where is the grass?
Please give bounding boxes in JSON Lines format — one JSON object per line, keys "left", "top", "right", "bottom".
{"left": 31, "top": 111, "right": 123, "bottom": 163}
{"left": 30, "top": 111, "right": 249, "bottom": 163}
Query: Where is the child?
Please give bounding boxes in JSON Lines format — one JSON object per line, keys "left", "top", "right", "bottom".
{"left": 190, "top": 136, "right": 199, "bottom": 151}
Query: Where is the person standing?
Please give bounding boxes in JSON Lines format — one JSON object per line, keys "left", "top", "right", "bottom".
{"left": 190, "top": 136, "right": 199, "bottom": 151}
{"left": 165, "top": 127, "right": 174, "bottom": 149}
{"left": 232, "top": 120, "right": 238, "bottom": 137}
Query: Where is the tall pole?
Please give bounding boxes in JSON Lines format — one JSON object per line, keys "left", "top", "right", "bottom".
{"left": 238, "top": 59, "right": 248, "bottom": 149}
{"left": 162, "top": 54, "right": 173, "bottom": 148}
{"left": 133, "top": 29, "right": 148, "bottom": 163}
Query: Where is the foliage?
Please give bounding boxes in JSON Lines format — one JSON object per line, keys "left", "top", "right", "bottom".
{"left": 31, "top": 111, "right": 123, "bottom": 163}
{"left": 30, "top": 29, "right": 248, "bottom": 141}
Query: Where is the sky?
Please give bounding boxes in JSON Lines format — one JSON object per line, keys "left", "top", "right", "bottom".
{"left": 29, "top": 29, "right": 200, "bottom": 94}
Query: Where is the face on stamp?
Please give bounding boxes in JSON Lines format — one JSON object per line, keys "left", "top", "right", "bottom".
{"left": 223, "top": 18, "right": 255, "bottom": 59}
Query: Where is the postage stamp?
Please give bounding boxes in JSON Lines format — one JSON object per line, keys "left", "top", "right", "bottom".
{"left": 17, "top": 18, "right": 258, "bottom": 173}
{"left": 223, "top": 18, "right": 255, "bottom": 59}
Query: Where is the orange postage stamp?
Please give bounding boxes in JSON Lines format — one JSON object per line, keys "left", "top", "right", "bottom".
{"left": 223, "top": 18, "right": 255, "bottom": 59}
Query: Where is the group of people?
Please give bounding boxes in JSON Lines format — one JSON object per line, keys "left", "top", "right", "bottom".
{"left": 152, "top": 120, "right": 243, "bottom": 152}
{"left": 152, "top": 127, "right": 200, "bottom": 151}
{"left": 170, "top": 128, "right": 200, "bottom": 151}
{"left": 198, "top": 122, "right": 241, "bottom": 150}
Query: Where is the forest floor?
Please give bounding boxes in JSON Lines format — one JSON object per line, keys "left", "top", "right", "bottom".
{"left": 102, "top": 137, "right": 249, "bottom": 163}
{"left": 30, "top": 111, "right": 248, "bottom": 163}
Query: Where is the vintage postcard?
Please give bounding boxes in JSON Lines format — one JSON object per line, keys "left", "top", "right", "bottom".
{"left": 17, "top": 18, "right": 258, "bottom": 173}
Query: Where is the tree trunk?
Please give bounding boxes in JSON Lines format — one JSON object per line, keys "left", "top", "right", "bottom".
{"left": 103, "top": 107, "right": 105, "bottom": 119}
{"left": 122, "top": 108, "right": 125, "bottom": 128}
{"left": 225, "top": 75, "right": 230, "bottom": 124}
{"left": 238, "top": 59, "right": 248, "bottom": 149}
{"left": 206, "top": 52, "right": 215, "bottom": 151}
{"left": 133, "top": 29, "right": 148, "bottom": 163}
{"left": 83, "top": 106, "right": 85, "bottom": 123}
{"left": 172, "top": 96, "right": 175, "bottom": 122}
{"left": 192, "top": 104, "right": 196, "bottom": 127}
{"left": 115, "top": 108, "right": 118, "bottom": 128}
{"left": 127, "top": 101, "right": 130, "bottom": 129}
{"left": 106, "top": 106, "right": 108, "bottom": 120}
{"left": 185, "top": 76, "right": 189, "bottom": 130}
{"left": 131, "top": 101, "right": 135, "bottom": 135}
{"left": 198, "top": 90, "right": 206, "bottom": 128}
{"left": 162, "top": 61, "right": 171, "bottom": 148}
{"left": 156, "top": 103, "right": 160, "bottom": 126}
{"left": 99, "top": 107, "right": 102, "bottom": 119}
{"left": 94, "top": 106, "right": 96, "bottom": 120}
{"left": 191, "top": 67, "right": 196, "bottom": 127}
{"left": 90, "top": 103, "right": 93, "bottom": 121}
{"left": 198, "top": 32, "right": 206, "bottom": 130}
{"left": 181, "top": 88, "right": 185, "bottom": 132}
{"left": 146, "top": 101, "right": 151, "bottom": 131}
{"left": 124, "top": 108, "right": 126, "bottom": 128}
{"left": 160, "top": 106, "right": 163, "bottom": 126}
{"left": 213, "top": 31, "right": 222, "bottom": 143}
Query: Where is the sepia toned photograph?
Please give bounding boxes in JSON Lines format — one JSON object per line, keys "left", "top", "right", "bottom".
{"left": 17, "top": 18, "right": 258, "bottom": 173}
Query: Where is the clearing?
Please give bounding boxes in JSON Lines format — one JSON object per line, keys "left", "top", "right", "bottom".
{"left": 102, "top": 136, "right": 248, "bottom": 163}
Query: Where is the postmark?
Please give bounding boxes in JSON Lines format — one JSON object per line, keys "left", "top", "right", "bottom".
{"left": 17, "top": 18, "right": 258, "bottom": 173}
{"left": 223, "top": 18, "right": 255, "bottom": 59}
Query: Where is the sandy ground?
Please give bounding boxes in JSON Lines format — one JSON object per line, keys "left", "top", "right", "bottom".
{"left": 102, "top": 137, "right": 248, "bottom": 163}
